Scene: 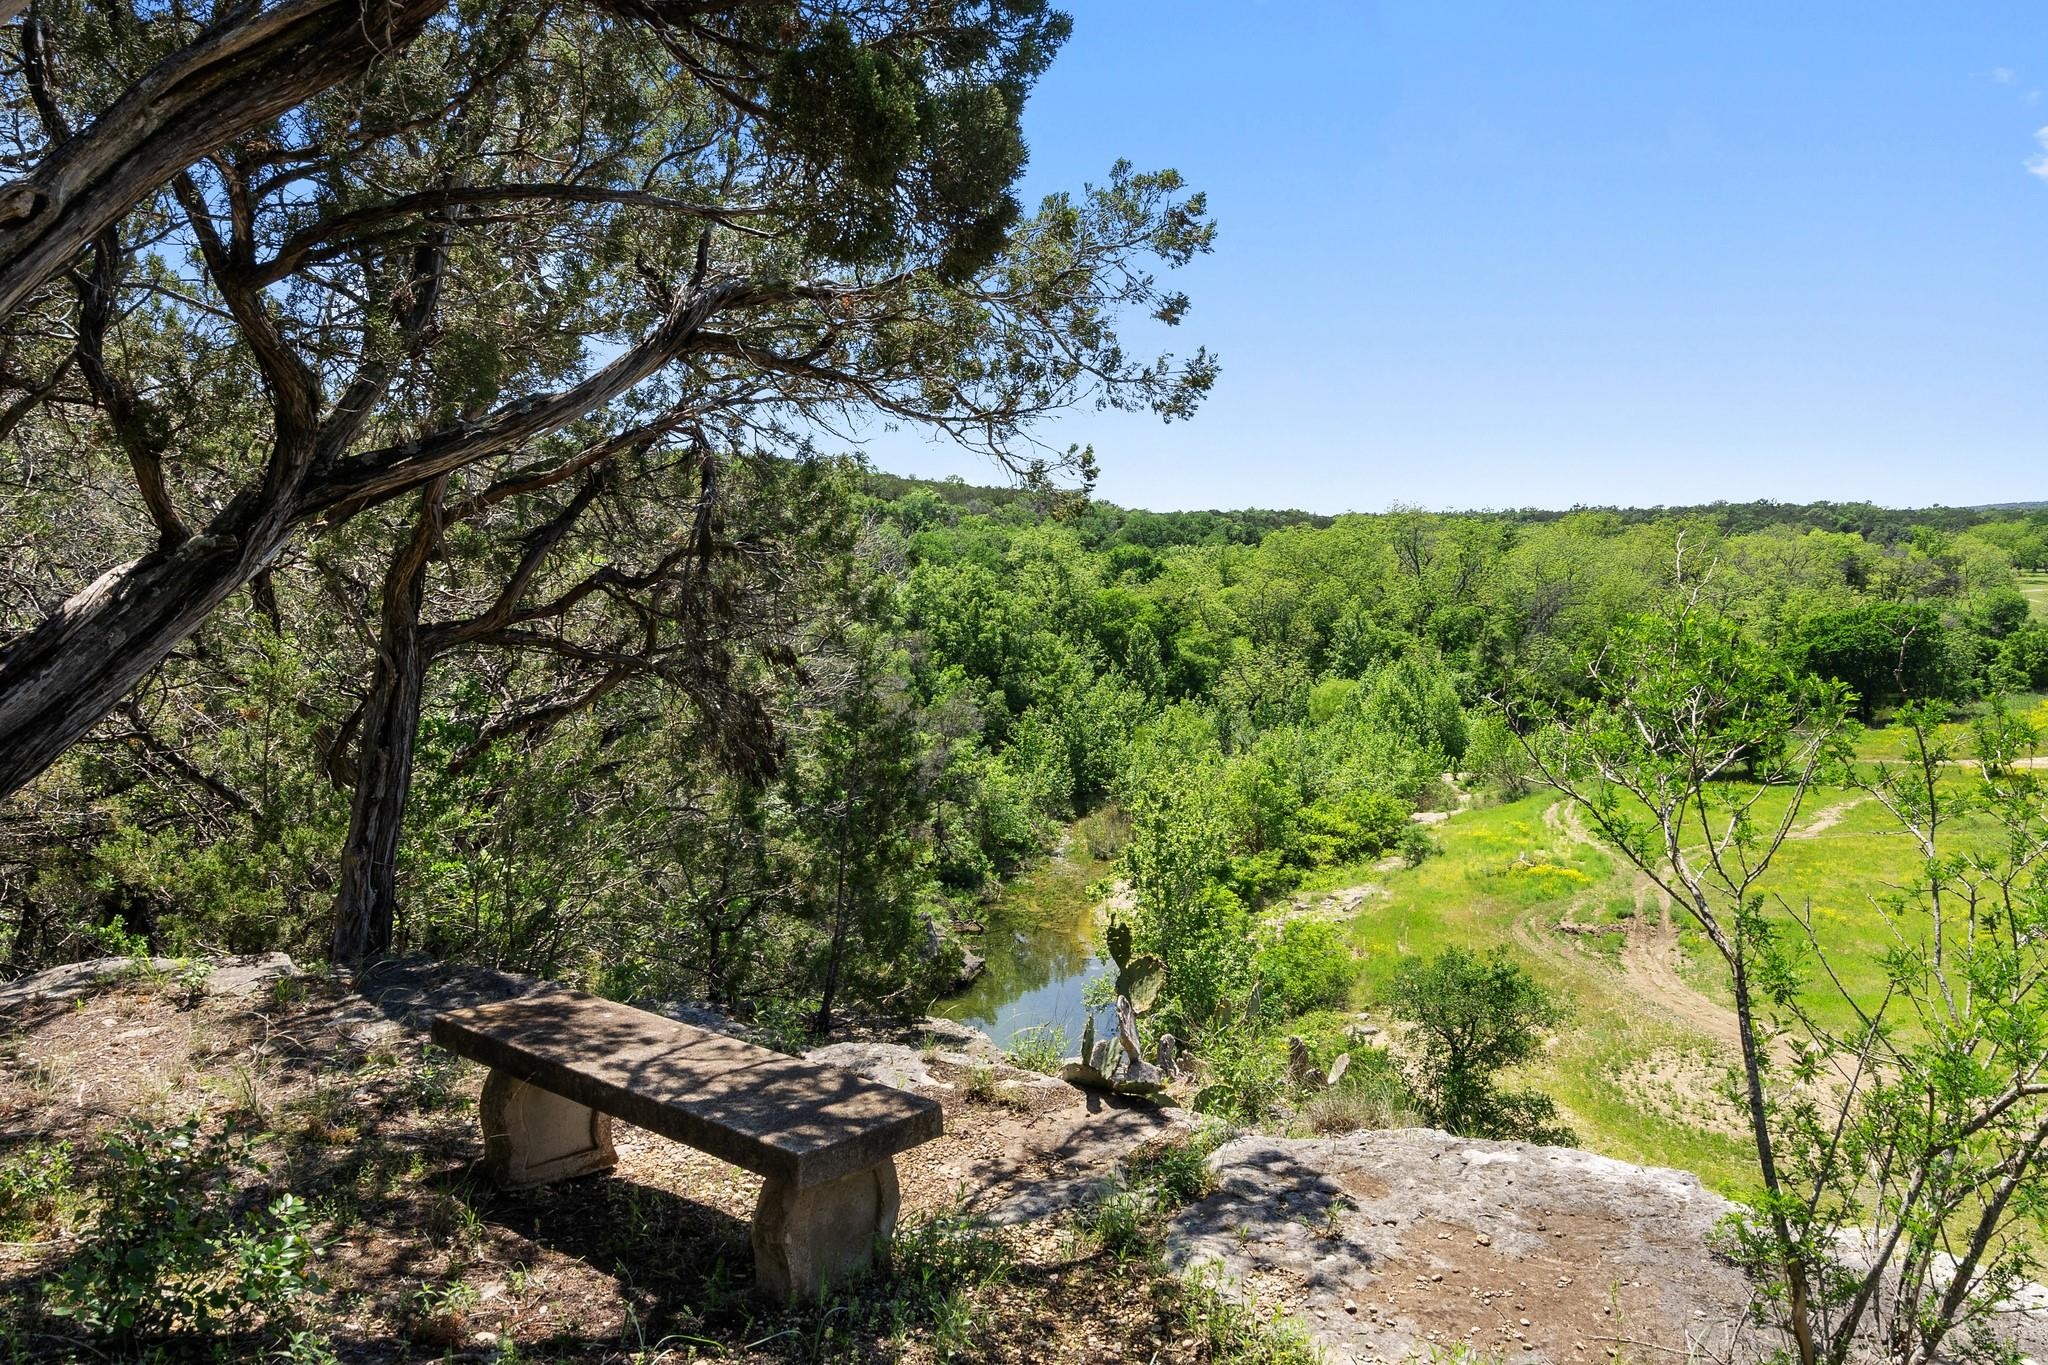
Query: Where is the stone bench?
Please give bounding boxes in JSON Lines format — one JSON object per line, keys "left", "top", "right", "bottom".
{"left": 430, "top": 990, "right": 943, "bottom": 1300}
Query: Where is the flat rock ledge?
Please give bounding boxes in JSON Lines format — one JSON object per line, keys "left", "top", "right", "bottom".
{"left": 1168, "top": 1129, "right": 2048, "bottom": 1365}
{"left": 0, "top": 952, "right": 296, "bottom": 1011}
{"left": 1169, "top": 1130, "right": 1755, "bottom": 1365}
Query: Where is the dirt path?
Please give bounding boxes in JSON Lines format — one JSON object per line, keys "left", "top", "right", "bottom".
{"left": 1789, "top": 795, "right": 1867, "bottom": 839}
{"left": 1541, "top": 799, "right": 1740, "bottom": 1048}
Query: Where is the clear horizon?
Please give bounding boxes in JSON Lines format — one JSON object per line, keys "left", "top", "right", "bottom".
{"left": 863, "top": 2, "right": 2048, "bottom": 515}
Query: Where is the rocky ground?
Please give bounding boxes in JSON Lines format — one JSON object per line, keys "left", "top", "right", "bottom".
{"left": 1, "top": 955, "right": 2043, "bottom": 1363}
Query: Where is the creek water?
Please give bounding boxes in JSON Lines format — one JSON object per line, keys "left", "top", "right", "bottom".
{"left": 934, "top": 836, "right": 1120, "bottom": 1050}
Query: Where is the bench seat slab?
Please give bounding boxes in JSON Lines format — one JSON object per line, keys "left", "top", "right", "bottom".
{"left": 433, "top": 990, "right": 943, "bottom": 1303}
{"left": 431, "top": 989, "right": 942, "bottom": 1189}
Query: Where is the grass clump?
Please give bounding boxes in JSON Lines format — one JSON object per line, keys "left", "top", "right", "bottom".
{"left": 1126, "top": 1121, "right": 1230, "bottom": 1204}
{"left": 877, "top": 1204, "right": 1012, "bottom": 1359}
{"left": 1080, "top": 1123, "right": 1234, "bottom": 1259}
{"left": 1300, "top": 1059, "right": 1418, "bottom": 1135}
{"left": 1003, "top": 1021, "right": 1068, "bottom": 1074}
{"left": 1176, "top": 1264, "right": 1321, "bottom": 1364}
{"left": 0, "top": 1141, "right": 77, "bottom": 1240}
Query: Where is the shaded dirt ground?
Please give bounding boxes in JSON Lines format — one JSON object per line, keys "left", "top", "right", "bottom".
{"left": 0, "top": 965, "right": 1232, "bottom": 1363}
{"left": 10, "top": 959, "right": 2038, "bottom": 1363}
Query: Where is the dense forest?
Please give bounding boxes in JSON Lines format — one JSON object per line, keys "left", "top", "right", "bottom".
{"left": 9, "top": 477, "right": 2045, "bottom": 1036}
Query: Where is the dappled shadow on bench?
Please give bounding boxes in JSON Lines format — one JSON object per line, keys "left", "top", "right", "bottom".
{"left": 435, "top": 991, "right": 941, "bottom": 1187}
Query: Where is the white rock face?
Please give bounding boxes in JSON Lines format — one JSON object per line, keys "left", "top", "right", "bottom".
{"left": 1163, "top": 1128, "right": 2022, "bottom": 1365}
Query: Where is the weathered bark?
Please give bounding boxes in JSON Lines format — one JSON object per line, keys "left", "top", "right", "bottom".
{"left": 0, "top": 0, "right": 446, "bottom": 319}
{"left": 0, "top": 518, "right": 295, "bottom": 798}
{"left": 328, "top": 482, "right": 444, "bottom": 963}
{"left": 0, "top": 281, "right": 746, "bottom": 802}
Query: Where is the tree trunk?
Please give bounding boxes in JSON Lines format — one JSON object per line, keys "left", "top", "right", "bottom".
{"left": 328, "top": 483, "right": 444, "bottom": 964}
{"left": 1729, "top": 951, "right": 1819, "bottom": 1365}
{"left": 0, "top": 282, "right": 736, "bottom": 804}
{"left": 0, "top": 528, "right": 290, "bottom": 797}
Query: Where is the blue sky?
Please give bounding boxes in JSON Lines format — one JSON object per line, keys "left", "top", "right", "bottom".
{"left": 866, "top": 2, "right": 2048, "bottom": 514}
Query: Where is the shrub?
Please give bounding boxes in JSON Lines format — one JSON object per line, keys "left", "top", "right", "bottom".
{"left": 1461, "top": 712, "right": 1530, "bottom": 796}
{"left": 1255, "top": 919, "right": 1355, "bottom": 1016}
{"left": 1306, "top": 677, "right": 1360, "bottom": 725}
{"left": 1301, "top": 1052, "right": 1417, "bottom": 1135}
{"left": 1221, "top": 848, "right": 1301, "bottom": 903}
{"left": 883, "top": 1202, "right": 1011, "bottom": 1353}
{"left": 1286, "top": 789, "right": 1410, "bottom": 869}
{"left": 49, "top": 1119, "right": 322, "bottom": 1339}
{"left": 1386, "top": 947, "right": 1574, "bottom": 1144}
{"left": 1359, "top": 650, "right": 1469, "bottom": 763}
{"left": 1125, "top": 1122, "right": 1230, "bottom": 1206}
{"left": 1077, "top": 1177, "right": 1156, "bottom": 1258}
{"left": 1189, "top": 1023, "right": 1288, "bottom": 1124}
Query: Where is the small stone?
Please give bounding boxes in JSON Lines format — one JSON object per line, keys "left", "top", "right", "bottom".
{"left": 1344, "top": 1300, "right": 1358, "bottom": 1315}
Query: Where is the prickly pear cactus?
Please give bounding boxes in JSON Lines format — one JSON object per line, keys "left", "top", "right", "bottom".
{"left": 1105, "top": 919, "right": 1133, "bottom": 971}
{"left": 1115, "top": 954, "right": 1164, "bottom": 1014}
{"left": 1060, "top": 916, "right": 1174, "bottom": 1097}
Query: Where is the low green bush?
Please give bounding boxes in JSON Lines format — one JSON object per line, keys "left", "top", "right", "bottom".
{"left": 1125, "top": 1121, "right": 1230, "bottom": 1205}
{"left": 1301, "top": 1054, "right": 1418, "bottom": 1135}
{"left": 1077, "top": 1177, "right": 1157, "bottom": 1258}
{"left": 1189, "top": 1023, "right": 1288, "bottom": 1124}
{"left": 1286, "top": 788, "right": 1411, "bottom": 869}
{"left": 880, "top": 1203, "right": 1012, "bottom": 1356}
{"left": 1387, "top": 946, "right": 1574, "bottom": 1144}
{"left": 0, "top": 1140, "right": 75, "bottom": 1240}
{"left": 1255, "top": 919, "right": 1355, "bottom": 1015}
{"left": 49, "top": 1118, "right": 322, "bottom": 1340}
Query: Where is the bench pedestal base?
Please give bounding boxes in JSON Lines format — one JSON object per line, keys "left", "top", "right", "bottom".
{"left": 480, "top": 1070, "right": 617, "bottom": 1187}
{"left": 751, "top": 1159, "right": 900, "bottom": 1302}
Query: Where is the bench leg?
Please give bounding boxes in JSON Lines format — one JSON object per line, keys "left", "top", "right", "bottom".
{"left": 479, "top": 1069, "right": 617, "bottom": 1187}
{"left": 751, "top": 1158, "right": 900, "bottom": 1302}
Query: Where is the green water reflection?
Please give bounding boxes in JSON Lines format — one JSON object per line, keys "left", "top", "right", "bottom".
{"left": 935, "top": 838, "right": 1118, "bottom": 1050}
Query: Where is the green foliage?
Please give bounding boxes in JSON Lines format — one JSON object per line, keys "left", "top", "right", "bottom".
{"left": 1174, "top": 1265, "right": 1322, "bottom": 1365}
{"left": 1707, "top": 702, "right": 2048, "bottom": 1365}
{"left": 49, "top": 1119, "right": 322, "bottom": 1340}
{"left": 0, "top": 1141, "right": 75, "bottom": 1240}
{"left": 1307, "top": 677, "right": 1360, "bottom": 724}
{"left": 1387, "top": 947, "right": 1574, "bottom": 1144}
{"left": 1793, "top": 600, "right": 1965, "bottom": 717}
{"left": 1003, "top": 1021, "right": 1068, "bottom": 1074}
{"left": 1124, "top": 1121, "right": 1230, "bottom": 1205}
{"left": 1189, "top": 1022, "right": 1289, "bottom": 1124}
{"left": 1286, "top": 789, "right": 1412, "bottom": 869}
{"left": 1461, "top": 711, "right": 1531, "bottom": 796}
{"left": 881, "top": 1203, "right": 1012, "bottom": 1357}
{"left": 1301, "top": 1051, "right": 1418, "bottom": 1135}
{"left": 1254, "top": 919, "right": 1355, "bottom": 1016}
{"left": 1358, "top": 649, "right": 1469, "bottom": 762}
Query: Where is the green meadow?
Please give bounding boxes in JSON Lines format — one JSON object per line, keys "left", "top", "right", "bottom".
{"left": 1322, "top": 710, "right": 2044, "bottom": 1194}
